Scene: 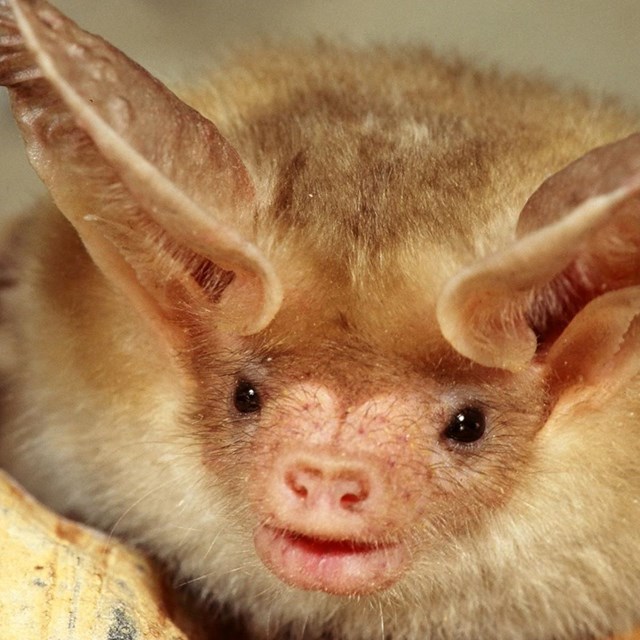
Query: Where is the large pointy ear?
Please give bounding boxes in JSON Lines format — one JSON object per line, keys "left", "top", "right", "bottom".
{"left": 0, "top": 0, "right": 282, "bottom": 345}
{"left": 437, "top": 133, "right": 640, "bottom": 392}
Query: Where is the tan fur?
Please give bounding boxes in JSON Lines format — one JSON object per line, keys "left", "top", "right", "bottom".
{"left": 1, "top": 17, "right": 640, "bottom": 640}
{"left": 182, "top": 46, "right": 634, "bottom": 264}
{"left": 179, "top": 44, "right": 639, "bottom": 345}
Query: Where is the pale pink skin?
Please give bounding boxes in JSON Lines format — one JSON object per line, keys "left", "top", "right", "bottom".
{"left": 254, "top": 527, "right": 407, "bottom": 595}
{"left": 248, "top": 381, "right": 469, "bottom": 595}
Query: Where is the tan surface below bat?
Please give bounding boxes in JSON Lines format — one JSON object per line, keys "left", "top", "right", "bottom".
{"left": 0, "top": 470, "right": 209, "bottom": 640}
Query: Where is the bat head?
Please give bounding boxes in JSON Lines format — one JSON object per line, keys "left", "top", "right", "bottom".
{"left": 1, "top": 1, "right": 639, "bottom": 637}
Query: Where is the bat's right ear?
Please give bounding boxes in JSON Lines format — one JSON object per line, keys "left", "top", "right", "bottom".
{"left": 437, "top": 133, "right": 640, "bottom": 399}
{"left": 0, "top": 0, "right": 282, "bottom": 347}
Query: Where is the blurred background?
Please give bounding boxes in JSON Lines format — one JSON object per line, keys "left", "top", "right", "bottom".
{"left": 1, "top": 0, "right": 639, "bottom": 217}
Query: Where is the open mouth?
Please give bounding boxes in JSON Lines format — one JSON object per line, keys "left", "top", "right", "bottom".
{"left": 254, "top": 525, "right": 408, "bottom": 595}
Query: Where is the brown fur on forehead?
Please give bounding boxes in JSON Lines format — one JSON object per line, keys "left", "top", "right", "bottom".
{"left": 179, "top": 42, "right": 639, "bottom": 291}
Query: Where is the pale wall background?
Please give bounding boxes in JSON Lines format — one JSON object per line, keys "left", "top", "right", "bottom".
{"left": 1, "top": 0, "right": 639, "bottom": 216}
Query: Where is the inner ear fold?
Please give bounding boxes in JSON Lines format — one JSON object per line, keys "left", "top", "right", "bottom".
{"left": 526, "top": 195, "right": 640, "bottom": 350}
{"left": 545, "top": 287, "right": 640, "bottom": 402}
{"left": 85, "top": 202, "right": 236, "bottom": 320}
{"left": 437, "top": 133, "right": 640, "bottom": 376}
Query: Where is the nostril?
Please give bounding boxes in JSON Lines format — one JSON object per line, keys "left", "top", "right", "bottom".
{"left": 338, "top": 478, "right": 370, "bottom": 511}
{"left": 285, "top": 467, "right": 320, "bottom": 500}
{"left": 340, "top": 492, "right": 361, "bottom": 509}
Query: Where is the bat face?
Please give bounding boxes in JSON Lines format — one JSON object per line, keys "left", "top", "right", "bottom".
{"left": 1, "top": 1, "right": 640, "bottom": 639}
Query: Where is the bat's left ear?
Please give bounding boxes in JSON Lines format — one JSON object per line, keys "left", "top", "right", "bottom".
{"left": 437, "top": 133, "right": 640, "bottom": 394}
{"left": 0, "top": 0, "right": 282, "bottom": 346}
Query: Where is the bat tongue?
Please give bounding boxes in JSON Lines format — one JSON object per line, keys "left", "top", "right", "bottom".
{"left": 253, "top": 525, "right": 408, "bottom": 595}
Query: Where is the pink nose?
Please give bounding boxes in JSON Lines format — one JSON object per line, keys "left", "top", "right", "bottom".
{"left": 260, "top": 450, "right": 401, "bottom": 539}
{"left": 283, "top": 459, "right": 371, "bottom": 511}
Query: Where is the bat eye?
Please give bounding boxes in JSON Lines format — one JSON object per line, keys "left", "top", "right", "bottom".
{"left": 443, "top": 407, "right": 486, "bottom": 444}
{"left": 234, "top": 379, "right": 262, "bottom": 414}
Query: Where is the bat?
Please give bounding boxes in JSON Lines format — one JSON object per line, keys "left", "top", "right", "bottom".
{"left": 0, "top": 1, "right": 639, "bottom": 638}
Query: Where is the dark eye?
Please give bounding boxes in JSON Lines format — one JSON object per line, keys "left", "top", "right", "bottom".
{"left": 443, "top": 406, "right": 486, "bottom": 444}
{"left": 234, "top": 379, "right": 262, "bottom": 414}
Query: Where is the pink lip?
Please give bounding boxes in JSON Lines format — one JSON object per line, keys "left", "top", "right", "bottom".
{"left": 254, "top": 525, "right": 408, "bottom": 595}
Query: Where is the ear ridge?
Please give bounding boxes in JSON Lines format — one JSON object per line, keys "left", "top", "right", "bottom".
{"left": 436, "top": 178, "right": 640, "bottom": 371}
{"left": 0, "top": 0, "right": 282, "bottom": 336}
{"left": 517, "top": 134, "right": 640, "bottom": 236}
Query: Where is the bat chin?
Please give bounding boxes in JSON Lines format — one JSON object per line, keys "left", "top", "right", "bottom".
{"left": 253, "top": 524, "right": 408, "bottom": 595}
